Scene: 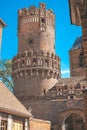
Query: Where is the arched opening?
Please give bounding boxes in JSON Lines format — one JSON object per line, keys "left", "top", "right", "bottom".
{"left": 62, "top": 113, "right": 85, "bottom": 130}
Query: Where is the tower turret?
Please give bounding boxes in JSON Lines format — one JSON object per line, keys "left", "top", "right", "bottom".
{"left": 18, "top": 3, "right": 55, "bottom": 53}
{"left": 12, "top": 3, "right": 60, "bottom": 105}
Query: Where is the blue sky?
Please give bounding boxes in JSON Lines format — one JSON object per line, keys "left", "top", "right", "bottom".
{"left": 0, "top": 0, "right": 82, "bottom": 77}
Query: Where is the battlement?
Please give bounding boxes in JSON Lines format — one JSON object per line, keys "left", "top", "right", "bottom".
{"left": 17, "top": 3, "right": 55, "bottom": 54}
{"left": 18, "top": 3, "right": 54, "bottom": 16}
{"left": 18, "top": 3, "right": 54, "bottom": 28}
{"left": 13, "top": 50, "right": 60, "bottom": 61}
{"left": 12, "top": 50, "right": 60, "bottom": 80}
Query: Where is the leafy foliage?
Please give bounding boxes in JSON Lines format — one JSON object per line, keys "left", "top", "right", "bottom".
{"left": 0, "top": 59, "right": 14, "bottom": 92}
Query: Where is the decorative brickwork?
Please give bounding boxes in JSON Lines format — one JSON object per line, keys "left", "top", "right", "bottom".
{"left": 18, "top": 3, "right": 55, "bottom": 53}
{"left": 12, "top": 2, "right": 87, "bottom": 130}
{"left": 13, "top": 3, "right": 60, "bottom": 99}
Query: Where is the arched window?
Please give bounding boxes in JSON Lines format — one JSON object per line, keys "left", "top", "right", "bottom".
{"left": 44, "top": 89, "right": 46, "bottom": 94}
{"left": 33, "top": 59, "right": 37, "bottom": 65}
{"left": 26, "top": 59, "right": 29, "bottom": 66}
{"left": 44, "top": 59, "right": 48, "bottom": 66}
{"left": 29, "top": 59, "right": 32, "bottom": 66}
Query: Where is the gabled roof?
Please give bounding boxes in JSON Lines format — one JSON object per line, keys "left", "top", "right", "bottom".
{"left": 0, "top": 19, "right": 6, "bottom": 27}
{"left": 0, "top": 81, "right": 31, "bottom": 118}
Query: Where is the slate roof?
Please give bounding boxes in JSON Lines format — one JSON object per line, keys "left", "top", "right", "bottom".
{"left": 0, "top": 81, "right": 31, "bottom": 118}
{"left": 71, "top": 36, "right": 82, "bottom": 50}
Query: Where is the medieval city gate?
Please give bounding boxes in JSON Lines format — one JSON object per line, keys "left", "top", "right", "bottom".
{"left": 59, "top": 109, "right": 85, "bottom": 130}
{"left": 12, "top": 1, "right": 87, "bottom": 130}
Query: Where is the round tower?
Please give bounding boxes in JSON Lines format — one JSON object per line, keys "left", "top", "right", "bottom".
{"left": 12, "top": 3, "right": 60, "bottom": 102}
{"left": 18, "top": 3, "right": 55, "bottom": 53}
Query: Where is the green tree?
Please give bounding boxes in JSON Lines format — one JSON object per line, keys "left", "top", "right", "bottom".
{"left": 0, "top": 59, "right": 14, "bottom": 92}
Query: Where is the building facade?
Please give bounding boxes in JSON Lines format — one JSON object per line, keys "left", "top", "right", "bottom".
{"left": 69, "top": 36, "right": 86, "bottom": 77}
{"left": 0, "top": 81, "right": 31, "bottom": 130}
{"left": 12, "top": 2, "right": 87, "bottom": 130}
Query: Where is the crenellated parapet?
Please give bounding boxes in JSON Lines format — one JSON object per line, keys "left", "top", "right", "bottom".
{"left": 12, "top": 50, "right": 60, "bottom": 80}
{"left": 18, "top": 3, "right": 55, "bottom": 53}
{"left": 18, "top": 3, "right": 54, "bottom": 29}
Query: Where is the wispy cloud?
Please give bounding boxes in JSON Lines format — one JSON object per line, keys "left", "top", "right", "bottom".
{"left": 61, "top": 69, "right": 70, "bottom": 78}
{"left": 61, "top": 61, "right": 70, "bottom": 77}
{"left": 61, "top": 70, "right": 70, "bottom": 74}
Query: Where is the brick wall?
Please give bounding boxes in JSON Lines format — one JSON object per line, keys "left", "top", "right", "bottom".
{"left": 30, "top": 118, "right": 51, "bottom": 130}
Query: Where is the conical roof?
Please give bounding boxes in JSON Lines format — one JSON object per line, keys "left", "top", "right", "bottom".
{"left": 0, "top": 81, "right": 31, "bottom": 118}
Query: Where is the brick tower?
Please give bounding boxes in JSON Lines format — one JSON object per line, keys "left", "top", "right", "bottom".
{"left": 12, "top": 3, "right": 60, "bottom": 113}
